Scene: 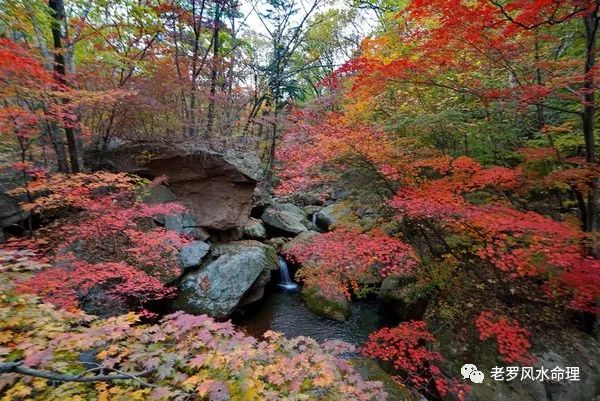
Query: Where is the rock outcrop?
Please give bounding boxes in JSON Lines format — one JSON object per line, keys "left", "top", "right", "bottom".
{"left": 281, "top": 230, "right": 319, "bottom": 255}
{"left": 175, "top": 241, "right": 278, "bottom": 318}
{"left": 314, "top": 201, "right": 354, "bottom": 231}
{"left": 100, "top": 143, "right": 263, "bottom": 230}
{"left": 179, "top": 241, "right": 211, "bottom": 270}
{"left": 0, "top": 169, "right": 30, "bottom": 236}
{"left": 261, "top": 203, "right": 312, "bottom": 235}
{"left": 422, "top": 268, "right": 600, "bottom": 401}
{"left": 378, "top": 275, "right": 429, "bottom": 321}
{"left": 239, "top": 218, "right": 267, "bottom": 240}
{"left": 464, "top": 329, "right": 600, "bottom": 401}
{"left": 301, "top": 284, "right": 351, "bottom": 321}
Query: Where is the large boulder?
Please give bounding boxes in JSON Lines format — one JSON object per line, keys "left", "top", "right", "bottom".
{"left": 465, "top": 329, "right": 600, "bottom": 401}
{"left": 281, "top": 230, "right": 320, "bottom": 255}
{"left": 302, "top": 284, "right": 351, "bottom": 322}
{"left": 315, "top": 201, "right": 354, "bottom": 231}
{"left": 350, "top": 358, "right": 420, "bottom": 401}
{"left": 0, "top": 169, "right": 29, "bottom": 231}
{"left": 175, "top": 241, "right": 278, "bottom": 318}
{"left": 179, "top": 241, "right": 211, "bottom": 270}
{"left": 422, "top": 268, "right": 600, "bottom": 401}
{"left": 240, "top": 269, "right": 271, "bottom": 306}
{"left": 100, "top": 143, "right": 263, "bottom": 230}
{"left": 378, "top": 275, "right": 429, "bottom": 321}
{"left": 145, "top": 185, "right": 211, "bottom": 241}
{"left": 261, "top": 203, "right": 312, "bottom": 235}
{"left": 240, "top": 218, "right": 267, "bottom": 240}
{"left": 0, "top": 193, "right": 26, "bottom": 229}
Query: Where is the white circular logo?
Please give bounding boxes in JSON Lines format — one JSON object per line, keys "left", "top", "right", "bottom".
{"left": 461, "top": 364, "right": 485, "bottom": 383}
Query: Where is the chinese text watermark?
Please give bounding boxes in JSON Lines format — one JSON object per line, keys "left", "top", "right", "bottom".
{"left": 461, "top": 364, "right": 580, "bottom": 383}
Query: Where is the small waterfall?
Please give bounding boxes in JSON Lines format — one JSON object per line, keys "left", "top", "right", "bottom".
{"left": 277, "top": 256, "right": 298, "bottom": 290}
{"left": 312, "top": 213, "right": 318, "bottom": 226}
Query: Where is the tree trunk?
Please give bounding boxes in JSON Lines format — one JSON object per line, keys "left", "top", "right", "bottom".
{"left": 47, "top": 123, "right": 69, "bottom": 173}
{"left": 206, "top": 1, "right": 221, "bottom": 136}
{"left": 534, "top": 32, "right": 546, "bottom": 133}
{"left": 49, "top": 0, "right": 79, "bottom": 173}
{"left": 582, "top": 11, "right": 599, "bottom": 255}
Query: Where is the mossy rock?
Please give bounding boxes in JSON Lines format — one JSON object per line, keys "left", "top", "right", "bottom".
{"left": 281, "top": 230, "right": 320, "bottom": 255}
{"left": 315, "top": 200, "right": 355, "bottom": 231}
{"left": 378, "top": 276, "right": 429, "bottom": 321}
{"left": 301, "top": 285, "right": 351, "bottom": 321}
{"left": 422, "top": 268, "right": 600, "bottom": 401}
{"left": 350, "top": 358, "right": 420, "bottom": 401}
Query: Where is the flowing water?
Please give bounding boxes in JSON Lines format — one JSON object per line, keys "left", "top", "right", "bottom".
{"left": 235, "top": 289, "right": 393, "bottom": 345}
{"left": 277, "top": 256, "right": 299, "bottom": 291}
{"left": 234, "top": 255, "right": 393, "bottom": 345}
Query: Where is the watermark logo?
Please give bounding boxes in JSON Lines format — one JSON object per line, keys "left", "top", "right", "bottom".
{"left": 460, "top": 364, "right": 581, "bottom": 384}
{"left": 461, "top": 364, "right": 485, "bottom": 383}
{"left": 490, "top": 366, "right": 580, "bottom": 382}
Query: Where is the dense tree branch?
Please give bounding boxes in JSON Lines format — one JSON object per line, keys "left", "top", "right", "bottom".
{"left": 488, "top": 0, "right": 586, "bottom": 30}
{"left": 0, "top": 362, "right": 156, "bottom": 388}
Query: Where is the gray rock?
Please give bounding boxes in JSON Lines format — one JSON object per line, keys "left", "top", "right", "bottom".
{"left": 378, "top": 276, "right": 428, "bottom": 321}
{"left": 166, "top": 213, "right": 211, "bottom": 241}
{"left": 266, "top": 237, "right": 288, "bottom": 251}
{"left": 331, "top": 189, "right": 350, "bottom": 201}
{"left": 240, "top": 269, "right": 271, "bottom": 306}
{"left": 425, "top": 279, "right": 600, "bottom": 401}
{"left": 288, "top": 191, "right": 325, "bottom": 207}
{"left": 0, "top": 194, "right": 28, "bottom": 229}
{"left": 261, "top": 203, "right": 311, "bottom": 235}
{"left": 467, "top": 330, "right": 600, "bottom": 401}
{"left": 252, "top": 181, "right": 272, "bottom": 209}
{"left": 303, "top": 206, "right": 321, "bottom": 216}
{"left": 176, "top": 241, "right": 277, "bottom": 318}
{"left": 315, "top": 202, "right": 354, "bottom": 231}
{"left": 147, "top": 188, "right": 210, "bottom": 241}
{"left": 142, "top": 184, "right": 178, "bottom": 204}
{"left": 0, "top": 169, "right": 30, "bottom": 229}
{"left": 281, "top": 231, "right": 320, "bottom": 255}
{"left": 182, "top": 226, "right": 211, "bottom": 242}
{"left": 162, "top": 210, "right": 196, "bottom": 232}
{"left": 240, "top": 218, "right": 267, "bottom": 240}
{"left": 275, "top": 202, "right": 306, "bottom": 216}
{"left": 179, "top": 241, "right": 211, "bottom": 269}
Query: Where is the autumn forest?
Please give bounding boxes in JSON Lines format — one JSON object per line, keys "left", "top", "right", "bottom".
{"left": 0, "top": 0, "right": 599, "bottom": 400}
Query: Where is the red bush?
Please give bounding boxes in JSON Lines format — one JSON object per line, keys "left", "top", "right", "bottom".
{"left": 17, "top": 261, "right": 174, "bottom": 312}
{"left": 286, "top": 228, "right": 418, "bottom": 297}
{"left": 475, "top": 311, "right": 534, "bottom": 364}
{"left": 362, "top": 321, "right": 469, "bottom": 400}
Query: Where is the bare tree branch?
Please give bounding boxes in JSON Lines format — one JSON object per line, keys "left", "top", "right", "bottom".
{"left": 0, "top": 362, "right": 156, "bottom": 388}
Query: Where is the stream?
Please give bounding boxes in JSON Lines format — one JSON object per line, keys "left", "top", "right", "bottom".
{"left": 234, "top": 288, "right": 394, "bottom": 345}
{"left": 232, "top": 256, "right": 395, "bottom": 345}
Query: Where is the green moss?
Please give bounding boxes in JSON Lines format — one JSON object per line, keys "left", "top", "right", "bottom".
{"left": 302, "top": 285, "right": 351, "bottom": 321}
{"left": 350, "top": 358, "right": 420, "bottom": 401}
{"left": 262, "top": 243, "right": 278, "bottom": 270}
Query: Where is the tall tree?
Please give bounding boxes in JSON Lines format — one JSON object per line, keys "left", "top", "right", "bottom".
{"left": 252, "top": 0, "right": 325, "bottom": 171}
{"left": 206, "top": 0, "right": 222, "bottom": 135}
{"left": 488, "top": 0, "right": 599, "bottom": 253}
{"left": 48, "top": 0, "right": 79, "bottom": 172}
